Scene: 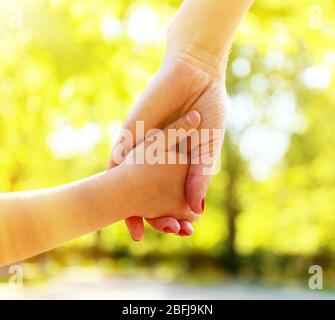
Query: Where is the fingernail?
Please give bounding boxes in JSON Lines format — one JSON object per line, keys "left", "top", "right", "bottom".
{"left": 201, "top": 198, "right": 205, "bottom": 212}
{"left": 163, "top": 226, "right": 173, "bottom": 233}
{"left": 180, "top": 229, "right": 193, "bottom": 236}
{"left": 186, "top": 111, "right": 200, "bottom": 125}
{"left": 131, "top": 236, "right": 141, "bottom": 242}
{"left": 179, "top": 230, "right": 189, "bottom": 236}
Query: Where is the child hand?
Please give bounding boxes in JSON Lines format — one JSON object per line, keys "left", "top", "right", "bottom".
{"left": 117, "top": 111, "right": 202, "bottom": 223}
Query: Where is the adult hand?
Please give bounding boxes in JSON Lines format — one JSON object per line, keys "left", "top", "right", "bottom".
{"left": 109, "top": 54, "right": 226, "bottom": 240}
{"left": 109, "top": 0, "right": 253, "bottom": 241}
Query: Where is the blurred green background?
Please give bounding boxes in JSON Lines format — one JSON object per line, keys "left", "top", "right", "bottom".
{"left": 0, "top": 0, "right": 335, "bottom": 297}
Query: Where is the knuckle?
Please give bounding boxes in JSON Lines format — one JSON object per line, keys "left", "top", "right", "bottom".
{"left": 171, "top": 121, "right": 181, "bottom": 130}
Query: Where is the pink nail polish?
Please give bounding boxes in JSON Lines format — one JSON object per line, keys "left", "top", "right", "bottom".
{"left": 131, "top": 235, "right": 141, "bottom": 242}
{"left": 163, "top": 227, "right": 172, "bottom": 233}
{"left": 201, "top": 198, "right": 205, "bottom": 212}
{"left": 179, "top": 230, "right": 188, "bottom": 236}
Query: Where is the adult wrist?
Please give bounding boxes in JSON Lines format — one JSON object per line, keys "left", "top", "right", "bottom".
{"left": 165, "top": 43, "right": 228, "bottom": 81}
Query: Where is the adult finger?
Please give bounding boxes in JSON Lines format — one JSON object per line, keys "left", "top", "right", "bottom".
{"left": 178, "top": 220, "right": 194, "bottom": 237}
{"left": 146, "top": 217, "right": 181, "bottom": 234}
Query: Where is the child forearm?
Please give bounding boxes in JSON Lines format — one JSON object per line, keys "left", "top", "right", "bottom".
{"left": 0, "top": 168, "right": 128, "bottom": 266}
{"left": 167, "top": 0, "right": 255, "bottom": 75}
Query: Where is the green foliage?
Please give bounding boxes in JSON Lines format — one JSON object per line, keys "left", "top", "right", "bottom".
{"left": 1, "top": 0, "right": 335, "bottom": 282}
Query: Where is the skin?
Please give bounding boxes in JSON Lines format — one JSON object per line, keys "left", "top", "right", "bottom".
{"left": 0, "top": 0, "right": 255, "bottom": 265}
{"left": 110, "top": 0, "right": 255, "bottom": 240}
{"left": 0, "top": 111, "right": 201, "bottom": 267}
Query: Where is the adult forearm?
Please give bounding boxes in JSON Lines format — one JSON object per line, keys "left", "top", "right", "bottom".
{"left": 0, "top": 169, "right": 127, "bottom": 266}
{"left": 167, "top": 0, "right": 254, "bottom": 75}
